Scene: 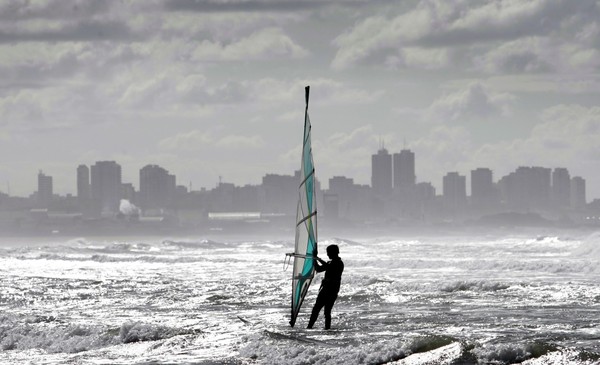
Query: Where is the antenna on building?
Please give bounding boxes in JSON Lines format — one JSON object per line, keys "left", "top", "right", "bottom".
{"left": 218, "top": 175, "right": 222, "bottom": 186}
{"left": 6, "top": 181, "right": 9, "bottom": 196}
{"left": 403, "top": 137, "right": 407, "bottom": 149}
{"left": 189, "top": 181, "right": 192, "bottom": 192}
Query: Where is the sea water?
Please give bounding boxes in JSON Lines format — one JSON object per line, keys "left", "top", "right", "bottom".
{"left": 1, "top": 231, "right": 599, "bottom": 364}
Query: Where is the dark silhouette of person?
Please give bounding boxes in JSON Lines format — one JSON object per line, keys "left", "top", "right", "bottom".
{"left": 307, "top": 244, "right": 344, "bottom": 330}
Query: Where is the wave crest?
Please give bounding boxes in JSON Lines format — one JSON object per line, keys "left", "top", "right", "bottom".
{"left": 0, "top": 315, "right": 197, "bottom": 354}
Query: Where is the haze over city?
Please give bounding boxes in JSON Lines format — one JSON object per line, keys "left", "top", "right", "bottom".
{"left": 1, "top": 0, "right": 600, "bottom": 200}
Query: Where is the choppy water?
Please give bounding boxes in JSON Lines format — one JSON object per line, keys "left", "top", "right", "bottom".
{"left": 1, "top": 232, "right": 599, "bottom": 364}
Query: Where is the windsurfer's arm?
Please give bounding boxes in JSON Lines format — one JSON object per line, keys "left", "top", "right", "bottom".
{"left": 314, "top": 258, "right": 327, "bottom": 272}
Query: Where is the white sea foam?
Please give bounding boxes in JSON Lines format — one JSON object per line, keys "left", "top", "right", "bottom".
{"left": 0, "top": 315, "right": 196, "bottom": 354}
{"left": 573, "top": 232, "right": 600, "bottom": 257}
{"left": 1, "top": 233, "right": 599, "bottom": 364}
{"left": 239, "top": 333, "right": 459, "bottom": 365}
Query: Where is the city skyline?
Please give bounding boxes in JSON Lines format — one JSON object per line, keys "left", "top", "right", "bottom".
{"left": 5, "top": 151, "right": 591, "bottom": 205}
{"left": 1, "top": 1, "right": 600, "bottom": 199}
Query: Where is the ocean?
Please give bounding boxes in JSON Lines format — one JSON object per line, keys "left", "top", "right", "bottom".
{"left": 1, "top": 231, "right": 599, "bottom": 364}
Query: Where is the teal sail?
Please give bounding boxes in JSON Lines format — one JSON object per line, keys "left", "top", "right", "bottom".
{"left": 288, "top": 86, "right": 318, "bottom": 328}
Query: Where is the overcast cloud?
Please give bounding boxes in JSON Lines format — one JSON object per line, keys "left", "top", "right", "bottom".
{"left": 1, "top": 0, "right": 600, "bottom": 200}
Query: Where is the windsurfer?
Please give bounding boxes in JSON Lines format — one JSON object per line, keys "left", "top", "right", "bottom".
{"left": 307, "top": 244, "right": 344, "bottom": 330}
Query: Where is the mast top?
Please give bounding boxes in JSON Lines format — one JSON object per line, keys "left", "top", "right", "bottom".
{"left": 305, "top": 86, "right": 310, "bottom": 107}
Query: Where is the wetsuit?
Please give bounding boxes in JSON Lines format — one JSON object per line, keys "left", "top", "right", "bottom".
{"left": 307, "top": 256, "right": 344, "bottom": 329}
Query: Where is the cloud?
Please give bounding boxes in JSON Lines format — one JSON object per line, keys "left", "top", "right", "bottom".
{"left": 475, "top": 36, "right": 600, "bottom": 75}
{"left": 216, "top": 134, "right": 264, "bottom": 148}
{"left": 383, "top": 47, "right": 456, "bottom": 70}
{"left": 475, "top": 37, "right": 553, "bottom": 74}
{"left": 191, "top": 27, "right": 308, "bottom": 61}
{"left": 115, "top": 66, "right": 255, "bottom": 110}
{"left": 158, "top": 130, "right": 265, "bottom": 152}
{"left": 160, "top": 12, "right": 296, "bottom": 42}
{"left": 533, "top": 104, "right": 600, "bottom": 156}
{"left": 0, "top": 43, "right": 83, "bottom": 79}
{"left": 386, "top": 110, "right": 598, "bottom": 193}
{"left": 163, "top": 0, "right": 364, "bottom": 13}
{"left": 0, "top": 90, "right": 45, "bottom": 128}
{"left": 246, "top": 78, "right": 384, "bottom": 106}
{"left": 0, "top": 0, "right": 113, "bottom": 21}
{"left": 426, "top": 82, "right": 514, "bottom": 122}
{"left": 118, "top": 76, "right": 382, "bottom": 109}
{"left": 460, "top": 104, "right": 600, "bottom": 196}
{"left": 0, "top": 20, "right": 138, "bottom": 43}
{"left": 411, "top": 125, "right": 473, "bottom": 183}
{"left": 279, "top": 124, "right": 395, "bottom": 185}
{"left": 0, "top": 87, "right": 95, "bottom": 130}
{"left": 308, "top": 123, "right": 475, "bottom": 189}
{"left": 0, "top": 41, "right": 155, "bottom": 91}
{"left": 331, "top": 0, "right": 600, "bottom": 72}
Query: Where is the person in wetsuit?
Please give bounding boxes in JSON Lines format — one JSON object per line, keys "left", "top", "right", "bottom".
{"left": 307, "top": 244, "right": 344, "bottom": 330}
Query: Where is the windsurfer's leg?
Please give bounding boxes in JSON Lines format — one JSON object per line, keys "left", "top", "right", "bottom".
{"left": 307, "top": 292, "right": 326, "bottom": 329}
{"left": 323, "top": 294, "right": 337, "bottom": 330}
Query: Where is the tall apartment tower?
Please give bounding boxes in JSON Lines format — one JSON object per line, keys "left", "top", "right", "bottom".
{"left": 570, "top": 176, "right": 586, "bottom": 208}
{"left": 262, "top": 173, "right": 297, "bottom": 214}
{"left": 37, "top": 170, "right": 53, "bottom": 207}
{"left": 371, "top": 148, "right": 392, "bottom": 196}
{"left": 443, "top": 172, "right": 466, "bottom": 208}
{"left": 499, "top": 166, "right": 551, "bottom": 210}
{"left": 471, "top": 168, "right": 494, "bottom": 207}
{"left": 90, "top": 161, "right": 122, "bottom": 215}
{"left": 77, "top": 164, "right": 90, "bottom": 201}
{"left": 393, "top": 149, "right": 415, "bottom": 189}
{"left": 552, "top": 168, "right": 571, "bottom": 207}
{"left": 139, "top": 164, "right": 176, "bottom": 211}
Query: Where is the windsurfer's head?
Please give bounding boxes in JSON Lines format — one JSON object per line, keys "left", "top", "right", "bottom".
{"left": 326, "top": 244, "right": 339, "bottom": 259}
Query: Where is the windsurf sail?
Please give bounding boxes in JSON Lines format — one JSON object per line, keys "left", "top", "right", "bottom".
{"left": 287, "top": 85, "right": 318, "bottom": 328}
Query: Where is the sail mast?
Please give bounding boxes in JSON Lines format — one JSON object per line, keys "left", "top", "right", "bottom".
{"left": 305, "top": 85, "right": 310, "bottom": 108}
{"left": 289, "top": 85, "right": 318, "bottom": 327}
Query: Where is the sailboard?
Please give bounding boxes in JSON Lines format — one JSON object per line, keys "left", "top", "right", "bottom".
{"left": 286, "top": 85, "right": 318, "bottom": 328}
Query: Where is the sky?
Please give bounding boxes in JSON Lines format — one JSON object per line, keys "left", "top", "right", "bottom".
{"left": 1, "top": 0, "right": 600, "bottom": 200}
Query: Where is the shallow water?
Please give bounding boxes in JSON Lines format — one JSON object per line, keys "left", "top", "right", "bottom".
{"left": 1, "top": 232, "right": 599, "bottom": 364}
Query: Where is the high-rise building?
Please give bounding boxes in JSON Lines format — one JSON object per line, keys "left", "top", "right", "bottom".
{"left": 328, "top": 176, "right": 358, "bottom": 219}
{"left": 329, "top": 176, "right": 354, "bottom": 194}
{"left": 393, "top": 149, "right": 416, "bottom": 189}
{"left": 323, "top": 193, "right": 339, "bottom": 219}
{"left": 498, "top": 166, "right": 551, "bottom": 210}
{"left": 570, "top": 176, "right": 586, "bottom": 209}
{"left": 443, "top": 172, "right": 466, "bottom": 208}
{"left": 37, "top": 170, "right": 53, "bottom": 207}
{"left": 139, "top": 164, "right": 176, "bottom": 211}
{"left": 471, "top": 168, "right": 495, "bottom": 208}
{"left": 552, "top": 168, "right": 571, "bottom": 207}
{"left": 121, "top": 183, "right": 136, "bottom": 205}
{"left": 90, "top": 161, "right": 122, "bottom": 215}
{"left": 77, "top": 164, "right": 90, "bottom": 201}
{"left": 261, "top": 173, "right": 297, "bottom": 214}
{"left": 416, "top": 182, "right": 436, "bottom": 201}
{"left": 371, "top": 148, "right": 392, "bottom": 196}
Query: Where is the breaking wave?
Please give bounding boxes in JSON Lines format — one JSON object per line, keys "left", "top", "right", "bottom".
{"left": 241, "top": 332, "right": 600, "bottom": 365}
{"left": 0, "top": 315, "right": 199, "bottom": 353}
{"left": 347, "top": 256, "right": 598, "bottom": 275}
{"left": 439, "top": 280, "right": 511, "bottom": 293}
{"left": 573, "top": 232, "right": 600, "bottom": 258}
{"left": 240, "top": 333, "right": 460, "bottom": 365}
{"left": 15, "top": 253, "right": 208, "bottom": 264}
{"left": 160, "top": 239, "right": 225, "bottom": 250}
